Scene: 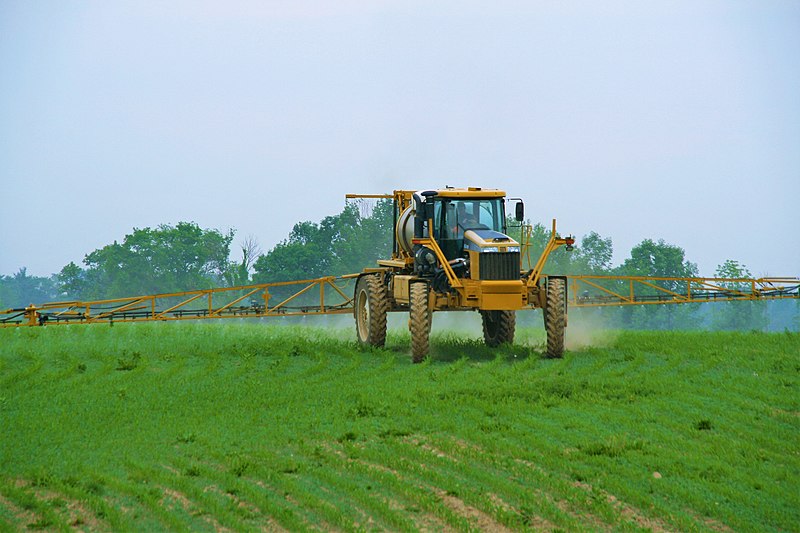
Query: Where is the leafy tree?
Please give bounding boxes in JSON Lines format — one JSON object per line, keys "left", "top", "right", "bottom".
{"left": 715, "top": 259, "right": 753, "bottom": 282}
{"left": 577, "top": 232, "right": 613, "bottom": 273}
{"left": 252, "top": 221, "right": 336, "bottom": 283}
{"left": 0, "top": 268, "right": 59, "bottom": 308}
{"left": 252, "top": 200, "right": 393, "bottom": 305}
{"left": 59, "top": 223, "right": 234, "bottom": 299}
{"left": 518, "top": 222, "right": 614, "bottom": 276}
{"left": 617, "top": 238, "right": 698, "bottom": 280}
{"left": 253, "top": 200, "right": 393, "bottom": 284}
{"left": 333, "top": 199, "right": 394, "bottom": 274}
{"left": 223, "top": 259, "right": 250, "bottom": 288}
{"left": 710, "top": 259, "right": 767, "bottom": 331}
{"left": 57, "top": 262, "right": 89, "bottom": 300}
{"left": 613, "top": 239, "right": 700, "bottom": 329}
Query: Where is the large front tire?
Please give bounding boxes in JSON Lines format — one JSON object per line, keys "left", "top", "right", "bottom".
{"left": 354, "top": 274, "right": 388, "bottom": 347}
{"left": 481, "top": 310, "right": 516, "bottom": 347}
{"left": 409, "top": 282, "right": 431, "bottom": 363}
{"left": 544, "top": 277, "right": 566, "bottom": 358}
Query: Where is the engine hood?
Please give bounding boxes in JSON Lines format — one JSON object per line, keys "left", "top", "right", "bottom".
{"left": 463, "top": 229, "right": 519, "bottom": 252}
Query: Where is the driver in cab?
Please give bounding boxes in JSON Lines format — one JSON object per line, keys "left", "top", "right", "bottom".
{"left": 449, "top": 203, "right": 478, "bottom": 239}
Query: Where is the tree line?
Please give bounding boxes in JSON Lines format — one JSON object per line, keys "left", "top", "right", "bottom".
{"left": 1, "top": 200, "right": 795, "bottom": 330}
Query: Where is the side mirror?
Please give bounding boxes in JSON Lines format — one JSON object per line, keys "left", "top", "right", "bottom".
{"left": 515, "top": 201, "right": 524, "bottom": 222}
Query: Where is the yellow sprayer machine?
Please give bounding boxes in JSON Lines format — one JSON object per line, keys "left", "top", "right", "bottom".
{"left": 349, "top": 188, "right": 574, "bottom": 361}
{"left": 2, "top": 187, "right": 798, "bottom": 364}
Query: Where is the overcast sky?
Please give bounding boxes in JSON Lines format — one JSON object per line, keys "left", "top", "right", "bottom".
{"left": 1, "top": 1, "right": 798, "bottom": 279}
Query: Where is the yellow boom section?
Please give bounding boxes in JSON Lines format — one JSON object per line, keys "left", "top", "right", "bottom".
{"left": 0, "top": 275, "right": 359, "bottom": 328}
{"left": 1, "top": 273, "right": 797, "bottom": 328}
{"left": 565, "top": 275, "right": 800, "bottom": 307}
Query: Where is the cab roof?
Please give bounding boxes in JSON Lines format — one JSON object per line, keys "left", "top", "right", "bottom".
{"left": 347, "top": 188, "right": 508, "bottom": 201}
{"left": 434, "top": 187, "right": 506, "bottom": 198}
{"left": 395, "top": 187, "right": 506, "bottom": 199}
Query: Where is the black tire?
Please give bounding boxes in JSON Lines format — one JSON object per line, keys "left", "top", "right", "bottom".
{"left": 544, "top": 277, "right": 566, "bottom": 358}
{"left": 354, "top": 274, "right": 388, "bottom": 347}
{"left": 409, "top": 282, "right": 431, "bottom": 363}
{"left": 480, "top": 310, "right": 516, "bottom": 347}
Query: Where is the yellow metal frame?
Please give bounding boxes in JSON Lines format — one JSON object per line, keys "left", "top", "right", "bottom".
{"left": 524, "top": 219, "right": 575, "bottom": 287}
{"left": 2, "top": 272, "right": 797, "bottom": 328}
{"left": 348, "top": 190, "right": 415, "bottom": 264}
{"left": 563, "top": 275, "right": 800, "bottom": 307}
{"left": 0, "top": 275, "right": 359, "bottom": 328}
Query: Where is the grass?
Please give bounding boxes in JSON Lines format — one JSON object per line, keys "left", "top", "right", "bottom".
{"left": 0, "top": 319, "right": 798, "bottom": 531}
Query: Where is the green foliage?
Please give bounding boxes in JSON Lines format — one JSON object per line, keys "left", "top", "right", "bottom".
{"left": 617, "top": 238, "right": 698, "bottom": 280}
{"left": 252, "top": 200, "right": 392, "bottom": 301}
{"left": 115, "top": 350, "right": 142, "bottom": 371}
{"left": 711, "top": 259, "right": 768, "bottom": 331}
{"left": 609, "top": 239, "right": 701, "bottom": 329}
{"left": 716, "top": 259, "right": 751, "bottom": 281}
{"left": 577, "top": 231, "right": 614, "bottom": 273}
{"left": 58, "top": 222, "right": 234, "bottom": 299}
{"left": 0, "top": 323, "right": 797, "bottom": 531}
{"left": 222, "top": 257, "right": 250, "bottom": 288}
{"left": 520, "top": 222, "right": 614, "bottom": 275}
{"left": 0, "top": 268, "right": 59, "bottom": 309}
{"left": 55, "top": 262, "right": 85, "bottom": 300}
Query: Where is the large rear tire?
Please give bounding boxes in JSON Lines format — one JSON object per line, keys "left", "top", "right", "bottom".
{"left": 354, "top": 274, "right": 388, "bottom": 347}
{"left": 544, "top": 277, "right": 566, "bottom": 358}
{"left": 409, "top": 282, "right": 431, "bottom": 363}
{"left": 480, "top": 310, "right": 516, "bottom": 347}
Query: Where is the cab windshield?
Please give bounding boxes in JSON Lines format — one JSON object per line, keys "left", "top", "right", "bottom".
{"left": 434, "top": 197, "right": 505, "bottom": 238}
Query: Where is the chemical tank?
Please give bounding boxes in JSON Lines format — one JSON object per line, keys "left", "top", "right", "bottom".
{"left": 396, "top": 206, "right": 415, "bottom": 254}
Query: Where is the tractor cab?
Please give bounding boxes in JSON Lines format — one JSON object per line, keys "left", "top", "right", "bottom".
{"left": 410, "top": 188, "right": 523, "bottom": 285}
{"left": 432, "top": 196, "right": 507, "bottom": 261}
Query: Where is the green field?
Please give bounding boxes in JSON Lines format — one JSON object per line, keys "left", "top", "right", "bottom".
{"left": 0, "top": 321, "right": 798, "bottom": 531}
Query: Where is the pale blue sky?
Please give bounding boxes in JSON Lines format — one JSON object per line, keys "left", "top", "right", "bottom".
{"left": 1, "top": 1, "right": 798, "bottom": 278}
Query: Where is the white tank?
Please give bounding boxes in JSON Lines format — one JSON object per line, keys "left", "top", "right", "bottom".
{"left": 396, "top": 206, "right": 416, "bottom": 254}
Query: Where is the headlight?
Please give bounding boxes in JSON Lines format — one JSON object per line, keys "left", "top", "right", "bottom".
{"left": 506, "top": 246, "right": 520, "bottom": 252}
{"left": 482, "top": 247, "right": 499, "bottom": 253}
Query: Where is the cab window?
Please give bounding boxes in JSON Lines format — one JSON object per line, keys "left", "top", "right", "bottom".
{"left": 437, "top": 198, "right": 504, "bottom": 234}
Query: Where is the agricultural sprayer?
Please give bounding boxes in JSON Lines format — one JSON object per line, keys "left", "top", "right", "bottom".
{"left": 2, "top": 187, "right": 798, "bottom": 363}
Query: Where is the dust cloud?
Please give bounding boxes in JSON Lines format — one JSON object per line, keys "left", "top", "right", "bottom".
{"left": 564, "top": 309, "right": 619, "bottom": 350}
{"left": 256, "top": 307, "right": 617, "bottom": 352}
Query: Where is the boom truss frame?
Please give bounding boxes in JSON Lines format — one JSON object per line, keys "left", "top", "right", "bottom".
{"left": 566, "top": 276, "right": 800, "bottom": 307}
{"left": 0, "top": 275, "right": 359, "bottom": 328}
{"left": 1, "top": 273, "right": 797, "bottom": 328}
